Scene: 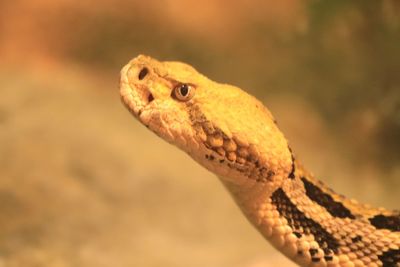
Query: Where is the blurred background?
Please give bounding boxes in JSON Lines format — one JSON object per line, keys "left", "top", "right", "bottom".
{"left": 0, "top": 0, "right": 399, "bottom": 266}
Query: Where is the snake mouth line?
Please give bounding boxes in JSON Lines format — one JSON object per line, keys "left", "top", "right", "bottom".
{"left": 120, "top": 89, "right": 150, "bottom": 128}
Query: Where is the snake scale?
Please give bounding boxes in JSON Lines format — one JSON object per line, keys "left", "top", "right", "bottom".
{"left": 119, "top": 55, "right": 400, "bottom": 267}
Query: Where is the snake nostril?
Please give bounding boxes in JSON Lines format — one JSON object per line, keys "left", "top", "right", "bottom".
{"left": 138, "top": 67, "right": 149, "bottom": 80}
{"left": 148, "top": 93, "right": 154, "bottom": 103}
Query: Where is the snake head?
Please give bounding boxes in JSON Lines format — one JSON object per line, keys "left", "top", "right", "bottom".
{"left": 120, "top": 54, "right": 205, "bottom": 149}
{"left": 120, "top": 55, "right": 292, "bottom": 186}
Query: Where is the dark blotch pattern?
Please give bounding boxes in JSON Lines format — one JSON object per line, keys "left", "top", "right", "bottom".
{"left": 378, "top": 249, "right": 400, "bottom": 267}
{"left": 370, "top": 214, "right": 400, "bottom": 232}
{"left": 301, "top": 177, "right": 355, "bottom": 219}
{"left": 324, "top": 255, "right": 333, "bottom": 261}
{"left": 287, "top": 146, "right": 295, "bottom": 179}
{"left": 309, "top": 248, "right": 318, "bottom": 256}
{"left": 351, "top": 235, "right": 362, "bottom": 243}
{"left": 293, "top": 231, "right": 302, "bottom": 238}
{"left": 271, "top": 188, "right": 340, "bottom": 256}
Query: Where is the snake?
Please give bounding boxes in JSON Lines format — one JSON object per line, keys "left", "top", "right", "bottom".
{"left": 119, "top": 55, "right": 400, "bottom": 267}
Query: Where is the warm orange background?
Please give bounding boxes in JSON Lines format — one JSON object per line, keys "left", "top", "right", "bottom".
{"left": 0, "top": 1, "right": 399, "bottom": 266}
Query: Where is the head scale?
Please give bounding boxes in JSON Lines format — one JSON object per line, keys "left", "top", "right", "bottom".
{"left": 120, "top": 55, "right": 293, "bottom": 187}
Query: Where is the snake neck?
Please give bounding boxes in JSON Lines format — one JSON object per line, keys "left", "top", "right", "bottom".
{"left": 222, "top": 159, "right": 400, "bottom": 266}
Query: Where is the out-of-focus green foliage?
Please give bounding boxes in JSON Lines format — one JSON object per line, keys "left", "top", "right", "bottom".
{"left": 305, "top": 0, "right": 400, "bottom": 167}
{"left": 4, "top": 0, "right": 394, "bottom": 172}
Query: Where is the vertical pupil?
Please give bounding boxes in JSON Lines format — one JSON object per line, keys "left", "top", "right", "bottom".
{"left": 180, "top": 84, "right": 189, "bottom": 96}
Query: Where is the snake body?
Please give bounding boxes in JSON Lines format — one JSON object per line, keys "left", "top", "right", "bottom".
{"left": 120, "top": 55, "right": 400, "bottom": 267}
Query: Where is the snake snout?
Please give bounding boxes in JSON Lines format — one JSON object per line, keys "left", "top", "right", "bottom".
{"left": 129, "top": 65, "right": 155, "bottom": 101}
{"left": 120, "top": 62, "right": 155, "bottom": 119}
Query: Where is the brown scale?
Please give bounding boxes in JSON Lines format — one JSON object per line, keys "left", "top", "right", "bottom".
{"left": 299, "top": 175, "right": 400, "bottom": 265}
{"left": 338, "top": 234, "right": 374, "bottom": 263}
{"left": 271, "top": 187, "right": 340, "bottom": 262}
{"left": 378, "top": 249, "right": 400, "bottom": 267}
{"left": 188, "top": 104, "right": 275, "bottom": 183}
{"left": 301, "top": 177, "right": 356, "bottom": 219}
{"left": 369, "top": 214, "right": 400, "bottom": 232}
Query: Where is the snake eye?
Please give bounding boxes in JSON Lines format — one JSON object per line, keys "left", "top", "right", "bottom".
{"left": 173, "top": 83, "right": 195, "bottom": 101}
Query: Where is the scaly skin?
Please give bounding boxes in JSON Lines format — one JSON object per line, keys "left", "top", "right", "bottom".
{"left": 120, "top": 55, "right": 400, "bottom": 267}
